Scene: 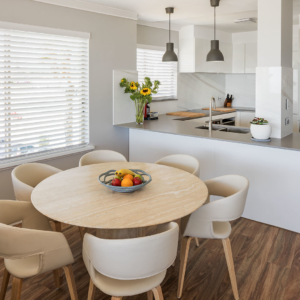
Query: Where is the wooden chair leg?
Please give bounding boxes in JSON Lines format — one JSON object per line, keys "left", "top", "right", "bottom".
{"left": 53, "top": 269, "right": 63, "bottom": 289}
{"left": 152, "top": 285, "right": 164, "bottom": 300}
{"left": 222, "top": 238, "right": 239, "bottom": 300}
{"left": 195, "top": 238, "right": 200, "bottom": 247}
{"left": 78, "top": 227, "right": 88, "bottom": 240}
{"left": 54, "top": 221, "right": 61, "bottom": 232}
{"left": 11, "top": 277, "right": 23, "bottom": 300}
{"left": 63, "top": 265, "right": 78, "bottom": 300}
{"left": 87, "top": 278, "right": 96, "bottom": 300}
{"left": 0, "top": 268, "right": 10, "bottom": 300}
{"left": 147, "top": 290, "right": 153, "bottom": 300}
{"left": 177, "top": 236, "right": 193, "bottom": 298}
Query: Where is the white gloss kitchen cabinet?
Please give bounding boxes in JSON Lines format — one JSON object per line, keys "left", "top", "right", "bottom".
{"left": 232, "top": 42, "right": 257, "bottom": 74}
{"left": 179, "top": 25, "right": 258, "bottom": 74}
{"left": 179, "top": 25, "right": 233, "bottom": 74}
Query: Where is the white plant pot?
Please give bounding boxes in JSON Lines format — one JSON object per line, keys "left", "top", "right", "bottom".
{"left": 250, "top": 123, "right": 272, "bottom": 140}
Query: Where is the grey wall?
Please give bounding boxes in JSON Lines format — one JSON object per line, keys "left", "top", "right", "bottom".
{"left": 0, "top": 0, "right": 137, "bottom": 199}
{"left": 137, "top": 25, "right": 179, "bottom": 49}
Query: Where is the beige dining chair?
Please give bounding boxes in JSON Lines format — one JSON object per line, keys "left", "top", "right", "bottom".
{"left": 11, "top": 162, "right": 62, "bottom": 231}
{"left": 156, "top": 154, "right": 201, "bottom": 247}
{"left": 0, "top": 200, "right": 78, "bottom": 300}
{"left": 79, "top": 150, "right": 127, "bottom": 167}
{"left": 177, "top": 175, "right": 249, "bottom": 300}
{"left": 83, "top": 222, "right": 179, "bottom": 300}
{"left": 155, "top": 154, "right": 200, "bottom": 178}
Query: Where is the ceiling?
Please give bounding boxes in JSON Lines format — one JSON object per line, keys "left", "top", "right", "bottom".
{"left": 82, "top": 0, "right": 300, "bottom": 33}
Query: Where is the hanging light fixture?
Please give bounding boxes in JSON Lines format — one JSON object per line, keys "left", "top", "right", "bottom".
{"left": 207, "top": 0, "right": 224, "bottom": 62}
{"left": 162, "top": 7, "right": 178, "bottom": 62}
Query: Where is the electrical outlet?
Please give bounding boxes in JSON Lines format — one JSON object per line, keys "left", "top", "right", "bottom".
{"left": 286, "top": 99, "right": 290, "bottom": 110}
{"left": 285, "top": 117, "right": 290, "bottom": 125}
{"left": 218, "top": 97, "right": 222, "bottom": 101}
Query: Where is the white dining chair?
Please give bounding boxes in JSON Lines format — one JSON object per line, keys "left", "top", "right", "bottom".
{"left": 155, "top": 154, "right": 200, "bottom": 178}
{"left": 83, "top": 222, "right": 179, "bottom": 300}
{"left": 177, "top": 175, "right": 249, "bottom": 300}
{"left": 79, "top": 150, "right": 127, "bottom": 167}
{"left": 0, "top": 200, "right": 78, "bottom": 300}
{"left": 156, "top": 154, "right": 201, "bottom": 248}
{"left": 11, "top": 163, "right": 62, "bottom": 231}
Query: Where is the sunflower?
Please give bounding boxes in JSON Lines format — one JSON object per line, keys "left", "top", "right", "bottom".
{"left": 130, "top": 82, "right": 137, "bottom": 90}
{"left": 140, "top": 88, "right": 151, "bottom": 96}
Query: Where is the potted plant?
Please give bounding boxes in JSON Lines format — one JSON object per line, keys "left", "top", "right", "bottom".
{"left": 120, "top": 77, "right": 160, "bottom": 125}
{"left": 250, "top": 117, "right": 272, "bottom": 140}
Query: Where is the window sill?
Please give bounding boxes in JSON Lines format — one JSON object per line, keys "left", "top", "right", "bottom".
{"left": 0, "top": 145, "right": 95, "bottom": 171}
{"left": 151, "top": 99, "right": 178, "bottom": 102}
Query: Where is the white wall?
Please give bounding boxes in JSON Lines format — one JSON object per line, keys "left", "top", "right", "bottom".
{"left": 0, "top": 0, "right": 137, "bottom": 199}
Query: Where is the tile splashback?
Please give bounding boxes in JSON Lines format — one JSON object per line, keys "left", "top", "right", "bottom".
{"left": 226, "top": 74, "right": 256, "bottom": 108}
{"left": 178, "top": 73, "right": 256, "bottom": 110}
{"left": 178, "top": 73, "right": 226, "bottom": 110}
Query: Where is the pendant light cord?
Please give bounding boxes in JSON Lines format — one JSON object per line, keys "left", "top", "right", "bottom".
{"left": 169, "top": 13, "right": 171, "bottom": 43}
{"left": 214, "top": 7, "right": 216, "bottom": 40}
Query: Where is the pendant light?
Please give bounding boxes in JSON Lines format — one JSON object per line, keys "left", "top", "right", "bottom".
{"left": 206, "top": 0, "right": 224, "bottom": 62}
{"left": 162, "top": 7, "right": 178, "bottom": 62}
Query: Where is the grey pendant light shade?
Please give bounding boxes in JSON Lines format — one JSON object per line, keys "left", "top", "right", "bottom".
{"left": 206, "top": 0, "right": 224, "bottom": 62}
{"left": 207, "top": 40, "right": 224, "bottom": 62}
{"left": 163, "top": 7, "right": 178, "bottom": 62}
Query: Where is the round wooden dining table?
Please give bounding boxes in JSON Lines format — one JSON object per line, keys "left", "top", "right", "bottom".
{"left": 31, "top": 162, "right": 208, "bottom": 238}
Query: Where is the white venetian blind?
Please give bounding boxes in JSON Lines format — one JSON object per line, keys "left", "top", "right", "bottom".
{"left": 137, "top": 48, "right": 177, "bottom": 100}
{"left": 0, "top": 27, "right": 89, "bottom": 163}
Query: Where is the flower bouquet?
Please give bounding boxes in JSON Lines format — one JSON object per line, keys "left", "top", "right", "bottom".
{"left": 120, "top": 77, "right": 160, "bottom": 124}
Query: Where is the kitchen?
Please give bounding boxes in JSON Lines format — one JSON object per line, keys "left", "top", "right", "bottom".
{"left": 1, "top": 0, "right": 300, "bottom": 300}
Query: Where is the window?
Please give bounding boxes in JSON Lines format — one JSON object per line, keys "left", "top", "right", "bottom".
{"left": 137, "top": 48, "right": 177, "bottom": 100}
{"left": 0, "top": 25, "right": 90, "bottom": 164}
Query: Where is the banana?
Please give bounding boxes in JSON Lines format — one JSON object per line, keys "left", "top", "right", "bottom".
{"left": 115, "top": 169, "right": 136, "bottom": 177}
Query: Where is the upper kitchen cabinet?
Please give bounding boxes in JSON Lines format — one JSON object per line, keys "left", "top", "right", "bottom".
{"left": 232, "top": 31, "right": 257, "bottom": 74}
{"left": 179, "top": 25, "right": 232, "bottom": 74}
{"left": 179, "top": 26, "right": 257, "bottom": 74}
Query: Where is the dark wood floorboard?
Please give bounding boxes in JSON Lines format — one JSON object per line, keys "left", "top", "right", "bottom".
{"left": 1, "top": 218, "right": 300, "bottom": 300}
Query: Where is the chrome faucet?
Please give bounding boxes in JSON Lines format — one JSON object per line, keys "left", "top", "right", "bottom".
{"left": 209, "top": 97, "right": 216, "bottom": 132}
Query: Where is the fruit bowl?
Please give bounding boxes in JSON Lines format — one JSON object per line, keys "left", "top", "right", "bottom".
{"left": 98, "top": 169, "right": 152, "bottom": 193}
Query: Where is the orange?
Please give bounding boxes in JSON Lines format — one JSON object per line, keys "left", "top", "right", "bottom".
{"left": 121, "top": 178, "right": 133, "bottom": 187}
{"left": 123, "top": 174, "right": 134, "bottom": 181}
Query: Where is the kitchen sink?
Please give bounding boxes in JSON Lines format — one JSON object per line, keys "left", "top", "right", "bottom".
{"left": 196, "top": 125, "right": 250, "bottom": 134}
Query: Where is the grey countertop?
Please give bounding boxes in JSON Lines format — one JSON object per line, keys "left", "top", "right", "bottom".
{"left": 116, "top": 113, "right": 300, "bottom": 152}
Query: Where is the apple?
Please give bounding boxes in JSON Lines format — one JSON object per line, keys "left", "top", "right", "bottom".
{"left": 133, "top": 177, "right": 142, "bottom": 186}
{"left": 111, "top": 178, "right": 121, "bottom": 186}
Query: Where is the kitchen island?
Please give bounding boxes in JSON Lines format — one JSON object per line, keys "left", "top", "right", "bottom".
{"left": 116, "top": 113, "right": 300, "bottom": 233}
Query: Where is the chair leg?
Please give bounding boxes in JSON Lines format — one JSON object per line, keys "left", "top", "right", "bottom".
{"left": 63, "top": 265, "right": 78, "bottom": 300}
{"left": 11, "top": 277, "right": 23, "bottom": 300}
{"left": 147, "top": 290, "right": 153, "bottom": 300}
{"left": 78, "top": 227, "right": 88, "bottom": 240}
{"left": 195, "top": 238, "right": 200, "bottom": 247}
{"left": 152, "top": 285, "right": 164, "bottom": 300}
{"left": 222, "top": 238, "right": 239, "bottom": 300}
{"left": 177, "top": 236, "right": 193, "bottom": 298}
{"left": 53, "top": 269, "right": 63, "bottom": 289}
{"left": 0, "top": 268, "right": 10, "bottom": 300}
{"left": 87, "top": 278, "right": 96, "bottom": 300}
{"left": 54, "top": 221, "right": 61, "bottom": 232}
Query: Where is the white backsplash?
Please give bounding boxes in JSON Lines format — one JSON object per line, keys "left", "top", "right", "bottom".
{"left": 225, "top": 74, "right": 256, "bottom": 108}
{"left": 178, "top": 73, "right": 226, "bottom": 110}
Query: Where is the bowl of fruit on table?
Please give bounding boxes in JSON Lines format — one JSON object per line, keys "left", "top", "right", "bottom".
{"left": 98, "top": 168, "right": 152, "bottom": 193}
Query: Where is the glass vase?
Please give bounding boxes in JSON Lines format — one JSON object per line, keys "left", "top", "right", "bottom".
{"left": 135, "top": 99, "right": 145, "bottom": 125}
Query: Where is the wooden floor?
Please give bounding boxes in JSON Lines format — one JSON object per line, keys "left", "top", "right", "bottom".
{"left": 1, "top": 218, "right": 300, "bottom": 300}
